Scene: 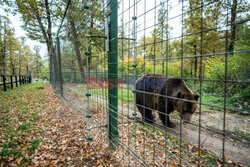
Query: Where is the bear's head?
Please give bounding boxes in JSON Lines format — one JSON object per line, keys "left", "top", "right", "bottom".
{"left": 174, "top": 92, "right": 200, "bottom": 122}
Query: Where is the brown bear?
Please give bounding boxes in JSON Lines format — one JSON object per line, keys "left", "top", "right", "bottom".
{"left": 135, "top": 73, "right": 199, "bottom": 127}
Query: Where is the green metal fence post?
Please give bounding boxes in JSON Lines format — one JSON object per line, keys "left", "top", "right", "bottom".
{"left": 56, "top": 37, "right": 63, "bottom": 96}
{"left": 108, "top": 0, "right": 118, "bottom": 141}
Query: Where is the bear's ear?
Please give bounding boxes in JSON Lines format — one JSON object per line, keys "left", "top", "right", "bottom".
{"left": 194, "top": 94, "right": 200, "bottom": 101}
{"left": 177, "top": 92, "right": 183, "bottom": 99}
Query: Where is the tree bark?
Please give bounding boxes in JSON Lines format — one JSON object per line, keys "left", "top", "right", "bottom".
{"left": 12, "top": 64, "right": 15, "bottom": 76}
{"left": 228, "top": 0, "right": 237, "bottom": 53}
{"left": 26, "top": 65, "right": 29, "bottom": 75}
{"left": 0, "top": 40, "right": 3, "bottom": 75}
{"left": 194, "top": 44, "right": 197, "bottom": 84}
{"left": 18, "top": 51, "right": 21, "bottom": 75}
{"left": 2, "top": 47, "right": 5, "bottom": 75}
{"left": 32, "top": 0, "right": 56, "bottom": 83}
{"left": 69, "top": 16, "right": 86, "bottom": 83}
{"left": 10, "top": 59, "right": 15, "bottom": 76}
{"left": 45, "top": 0, "right": 58, "bottom": 84}
{"left": 3, "top": 21, "right": 6, "bottom": 75}
{"left": 19, "top": 65, "right": 21, "bottom": 75}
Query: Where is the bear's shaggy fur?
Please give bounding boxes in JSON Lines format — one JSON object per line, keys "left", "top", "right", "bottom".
{"left": 136, "top": 73, "right": 199, "bottom": 127}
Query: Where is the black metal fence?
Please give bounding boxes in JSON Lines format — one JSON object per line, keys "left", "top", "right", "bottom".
{"left": 50, "top": 0, "right": 250, "bottom": 166}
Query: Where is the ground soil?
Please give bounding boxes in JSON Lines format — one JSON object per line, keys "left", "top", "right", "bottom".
{"left": 64, "top": 84, "right": 250, "bottom": 166}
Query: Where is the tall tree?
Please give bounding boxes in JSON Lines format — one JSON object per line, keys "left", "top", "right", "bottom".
{"left": 228, "top": 0, "right": 237, "bottom": 52}
{"left": 34, "top": 45, "right": 42, "bottom": 77}
{"left": 0, "top": 14, "right": 43, "bottom": 76}
{"left": 0, "top": 17, "right": 10, "bottom": 75}
{"left": 182, "top": 0, "right": 222, "bottom": 79}
{"left": 22, "top": 45, "right": 35, "bottom": 75}
{"left": 18, "top": 37, "right": 26, "bottom": 75}
{"left": 66, "top": 0, "right": 105, "bottom": 82}
{"left": 226, "top": 0, "right": 249, "bottom": 53}
{"left": 68, "top": 14, "right": 86, "bottom": 82}
{"left": 15, "top": 0, "right": 58, "bottom": 82}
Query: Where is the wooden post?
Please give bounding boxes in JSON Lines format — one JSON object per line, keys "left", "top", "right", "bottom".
{"left": 19, "top": 75, "right": 22, "bottom": 85}
{"left": 15, "top": 75, "right": 18, "bottom": 87}
{"left": 10, "top": 75, "right": 13, "bottom": 89}
{"left": 3, "top": 75, "right": 7, "bottom": 91}
{"left": 29, "top": 74, "right": 31, "bottom": 83}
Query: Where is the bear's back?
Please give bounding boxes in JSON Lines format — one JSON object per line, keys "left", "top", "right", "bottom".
{"left": 136, "top": 73, "right": 192, "bottom": 95}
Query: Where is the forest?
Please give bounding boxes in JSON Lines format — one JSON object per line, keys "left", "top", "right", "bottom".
{"left": 0, "top": 16, "right": 44, "bottom": 78}
{"left": 0, "top": 0, "right": 248, "bottom": 112}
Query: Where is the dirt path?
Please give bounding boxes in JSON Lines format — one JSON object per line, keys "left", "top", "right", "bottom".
{"left": 64, "top": 84, "right": 250, "bottom": 165}
{"left": 177, "top": 125, "right": 250, "bottom": 164}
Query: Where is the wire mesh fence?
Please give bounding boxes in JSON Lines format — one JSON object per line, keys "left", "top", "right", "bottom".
{"left": 50, "top": 0, "right": 250, "bottom": 166}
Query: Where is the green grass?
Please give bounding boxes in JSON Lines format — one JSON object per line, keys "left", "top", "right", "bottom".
{"left": 81, "top": 84, "right": 135, "bottom": 102}
{"left": 207, "top": 125, "right": 250, "bottom": 142}
{"left": 0, "top": 83, "right": 47, "bottom": 165}
{"left": 235, "top": 130, "right": 250, "bottom": 142}
{"left": 81, "top": 83, "right": 236, "bottom": 114}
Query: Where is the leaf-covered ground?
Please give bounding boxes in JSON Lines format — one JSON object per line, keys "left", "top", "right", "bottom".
{"left": 0, "top": 84, "right": 118, "bottom": 166}
{"left": 1, "top": 83, "right": 247, "bottom": 166}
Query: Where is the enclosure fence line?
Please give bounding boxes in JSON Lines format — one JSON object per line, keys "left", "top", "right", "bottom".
{"left": 49, "top": 0, "right": 250, "bottom": 166}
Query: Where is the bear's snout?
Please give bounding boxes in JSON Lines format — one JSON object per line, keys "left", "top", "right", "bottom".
{"left": 180, "top": 113, "right": 192, "bottom": 123}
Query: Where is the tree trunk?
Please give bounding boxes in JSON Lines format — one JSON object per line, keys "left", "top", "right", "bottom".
{"left": 3, "top": 22, "right": 6, "bottom": 75}
{"left": 45, "top": 0, "right": 59, "bottom": 85}
{"left": 12, "top": 65, "right": 15, "bottom": 76}
{"left": 47, "top": 44, "right": 58, "bottom": 84}
{"left": 52, "top": 46, "right": 58, "bottom": 82}
{"left": 34, "top": 0, "right": 52, "bottom": 82}
{"left": 228, "top": 0, "right": 237, "bottom": 53}
{"left": 19, "top": 66, "right": 21, "bottom": 75}
{"left": 49, "top": 45, "right": 53, "bottom": 82}
{"left": 0, "top": 41, "right": 3, "bottom": 75}
{"left": 19, "top": 50, "right": 21, "bottom": 75}
{"left": 69, "top": 16, "right": 86, "bottom": 83}
{"left": 190, "top": 61, "right": 193, "bottom": 78}
{"left": 2, "top": 47, "right": 5, "bottom": 75}
{"left": 10, "top": 49, "right": 15, "bottom": 76}
{"left": 194, "top": 44, "right": 197, "bottom": 84}
{"left": 89, "top": 15, "right": 94, "bottom": 67}
{"left": 26, "top": 65, "right": 29, "bottom": 75}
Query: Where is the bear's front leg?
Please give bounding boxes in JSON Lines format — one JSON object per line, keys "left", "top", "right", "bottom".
{"left": 144, "top": 109, "right": 155, "bottom": 124}
{"left": 159, "top": 112, "right": 176, "bottom": 128}
{"left": 166, "top": 119, "right": 176, "bottom": 128}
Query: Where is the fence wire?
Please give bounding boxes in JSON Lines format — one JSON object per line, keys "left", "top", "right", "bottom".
{"left": 50, "top": 0, "right": 250, "bottom": 166}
